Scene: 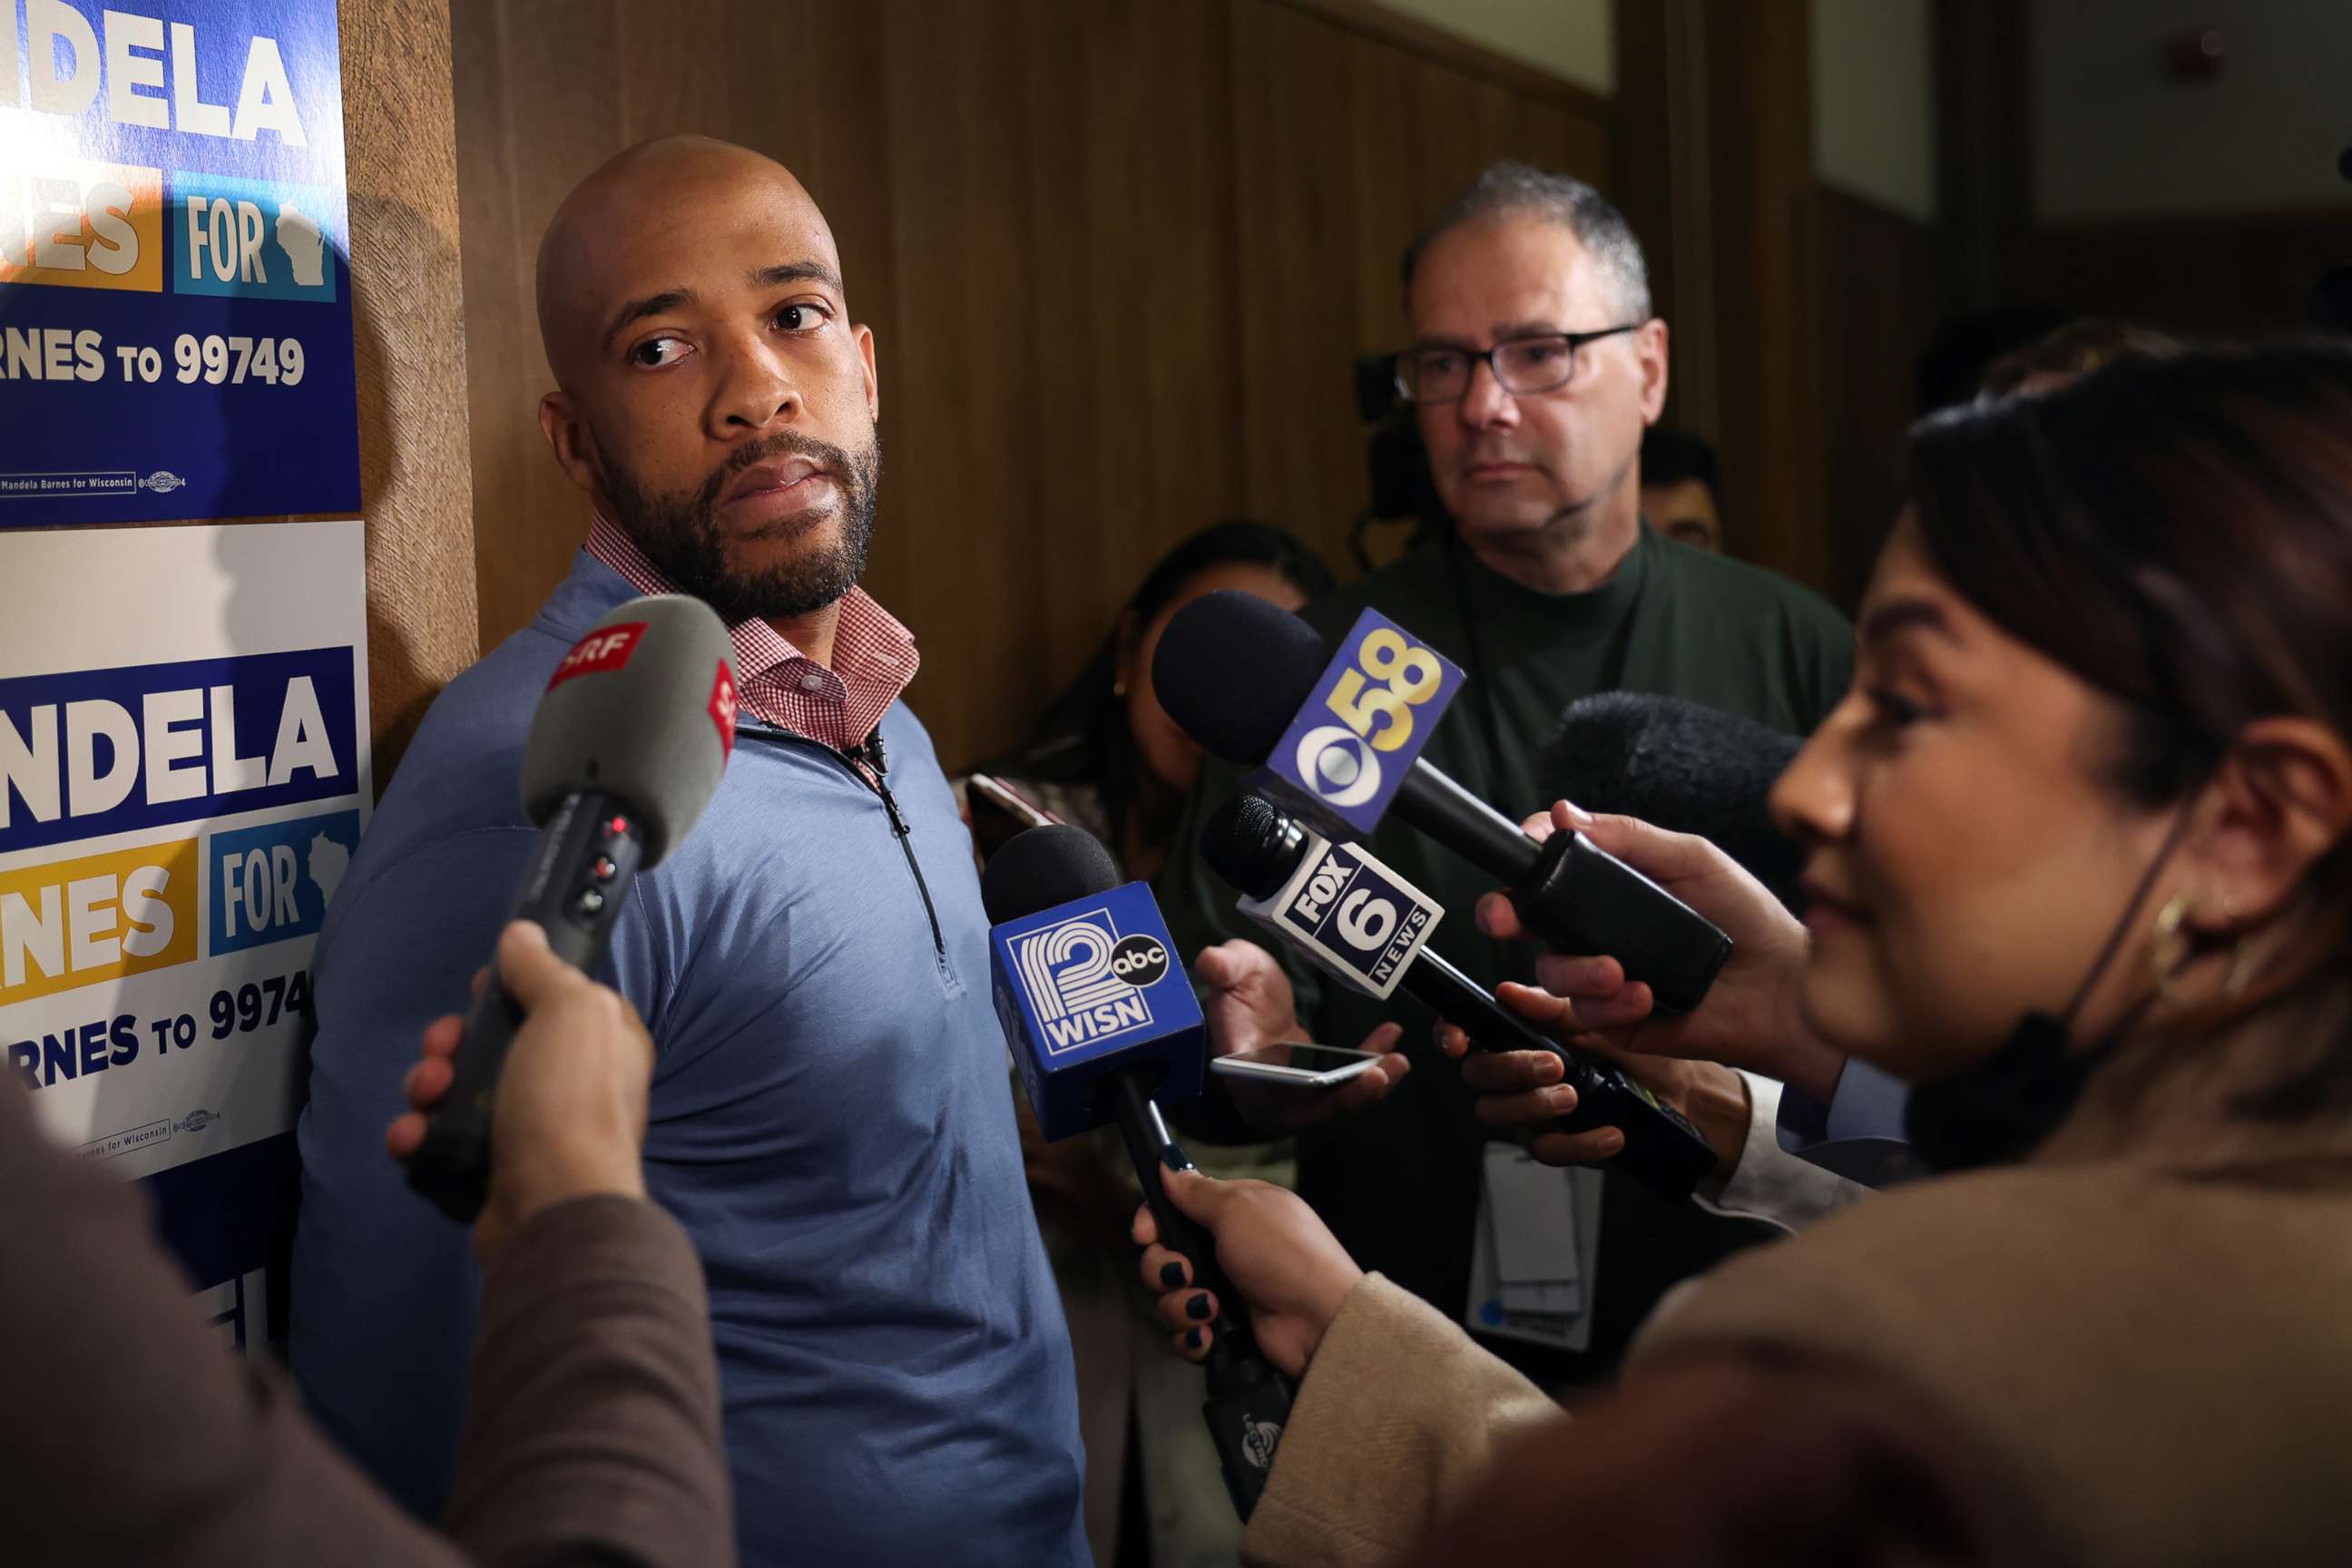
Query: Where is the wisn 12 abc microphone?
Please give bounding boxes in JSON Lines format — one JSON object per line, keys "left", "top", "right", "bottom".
{"left": 1152, "top": 591, "right": 1730, "bottom": 1014}
{"left": 407, "top": 596, "right": 737, "bottom": 1222}
{"left": 1203, "top": 793, "right": 1719, "bottom": 1200}
{"left": 981, "top": 825, "right": 1292, "bottom": 1522}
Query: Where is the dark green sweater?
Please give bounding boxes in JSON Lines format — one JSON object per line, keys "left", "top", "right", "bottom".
{"left": 1157, "top": 523, "right": 1853, "bottom": 1380}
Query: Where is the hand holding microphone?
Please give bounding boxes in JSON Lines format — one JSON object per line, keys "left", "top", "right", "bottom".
{"left": 1472, "top": 801, "right": 1838, "bottom": 1102}
{"left": 1151, "top": 592, "right": 1730, "bottom": 1014}
{"left": 1133, "top": 1166, "right": 1363, "bottom": 1379}
{"left": 406, "top": 596, "right": 736, "bottom": 1222}
{"left": 982, "top": 824, "right": 1295, "bottom": 1522}
{"left": 387, "top": 921, "right": 655, "bottom": 1261}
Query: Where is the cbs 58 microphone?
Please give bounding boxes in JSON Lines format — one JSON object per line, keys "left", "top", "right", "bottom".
{"left": 1201, "top": 793, "right": 1718, "bottom": 1199}
{"left": 1152, "top": 592, "right": 1730, "bottom": 1014}
{"left": 407, "top": 595, "right": 737, "bottom": 1222}
{"left": 981, "top": 825, "right": 1292, "bottom": 1522}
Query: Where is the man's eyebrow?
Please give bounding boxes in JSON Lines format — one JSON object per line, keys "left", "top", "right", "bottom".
{"left": 1407, "top": 321, "right": 1565, "bottom": 351}
{"left": 603, "top": 288, "right": 692, "bottom": 350}
{"left": 752, "top": 260, "right": 842, "bottom": 291}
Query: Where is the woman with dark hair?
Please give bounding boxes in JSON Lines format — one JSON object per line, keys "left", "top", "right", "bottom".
{"left": 966, "top": 520, "right": 1337, "bottom": 884}
{"left": 959, "top": 521, "right": 1336, "bottom": 1568}
{"left": 1131, "top": 340, "right": 2352, "bottom": 1566}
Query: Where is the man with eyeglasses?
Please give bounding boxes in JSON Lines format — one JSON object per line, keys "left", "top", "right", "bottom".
{"left": 1161, "top": 162, "right": 1853, "bottom": 1392}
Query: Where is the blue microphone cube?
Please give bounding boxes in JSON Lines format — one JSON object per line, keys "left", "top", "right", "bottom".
{"left": 992, "top": 881, "right": 1206, "bottom": 1142}
{"left": 1267, "top": 607, "right": 1465, "bottom": 836}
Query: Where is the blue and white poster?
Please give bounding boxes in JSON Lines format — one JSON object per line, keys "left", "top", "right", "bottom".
{"left": 0, "top": 0, "right": 358, "bottom": 524}
{"left": 1, "top": 521, "right": 371, "bottom": 1351}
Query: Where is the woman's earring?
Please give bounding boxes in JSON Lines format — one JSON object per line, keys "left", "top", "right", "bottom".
{"left": 1112, "top": 677, "right": 1129, "bottom": 699}
{"left": 2150, "top": 894, "right": 2194, "bottom": 996}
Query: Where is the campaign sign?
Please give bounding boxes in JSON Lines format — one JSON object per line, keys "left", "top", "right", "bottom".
{"left": 1238, "top": 834, "right": 1443, "bottom": 1004}
{"left": 0, "top": 520, "right": 369, "bottom": 1352}
{"left": 1267, "top": 608, "right": 1465, "bottom": 836}
{"left": 991, "top": 881, "right": 1205, "bottom": 1141}
{"left": 0, "top": 0, "right": 358, "bottom": 524}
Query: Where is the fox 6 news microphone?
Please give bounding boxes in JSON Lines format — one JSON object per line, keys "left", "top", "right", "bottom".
{"left": 981, "top": 824, "right": 1293, "bottom": 1522}
{"left": 1201, "top": 793, "right": 1717, "bottom": 1200}
{"left": 406, "top": 595, "right": 737, "bottom": 1222}
{"left": 1152, "top": 591, "right": 1730, "bottom": 1014}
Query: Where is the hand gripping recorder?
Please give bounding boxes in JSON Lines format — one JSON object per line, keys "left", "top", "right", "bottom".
{"left": 983, "top": 825, "right": 1293, "bottom": 1522}
{"left": 406, "top": 595, "right": 736, "bottom": 1223}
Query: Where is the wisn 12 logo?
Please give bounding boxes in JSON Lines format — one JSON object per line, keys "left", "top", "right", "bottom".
{"left": 1011, "top": 905, "right": 1172, "bottom": 1054}
{"left": 1270, "top": 609, "right": 1464, "bottom": 835}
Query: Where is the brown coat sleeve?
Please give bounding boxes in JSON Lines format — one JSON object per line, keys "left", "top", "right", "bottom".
{"left": 446, "top": 1193, "right": 734, "bottom": 1567}
{"left": 1232, "top": 1261, "right": 2063, "bottom": 1568}
{"left": 1240, "top": 1274, "right": 1562, "bottom": 1567}
{"left": 1407, "top": 1351, "right": 2072, "bottom": 1568}
{"left": 3, "top": 1083, "right": 730, "bottom": 1567}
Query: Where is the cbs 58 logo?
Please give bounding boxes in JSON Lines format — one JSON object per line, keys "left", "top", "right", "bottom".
{"left": 1295, "top": 627, "right": 1448, "bottom": 807}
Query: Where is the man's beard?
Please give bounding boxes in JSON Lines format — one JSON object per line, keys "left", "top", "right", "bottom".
{"left": 595, "top": 426, "right": 882, "bottom": 625}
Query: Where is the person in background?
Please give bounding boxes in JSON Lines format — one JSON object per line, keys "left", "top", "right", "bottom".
{"left": 966, "top": 521, "right": 1336, "bottom": 884}
{"left": 1144, "top": 338, "right": 2352, "bottom": 1568}
{"left": 1637, "top": 426, "right": 1722, "bottom": 552}
{"left": 7, "top": 921, "right": 731, "bottom": 1567}
{"left": 1158, "top": 160, "right": 1853, "bottom": 1394}
{"left": 963, "top": 520, "right": 1337, "bottom": 1568}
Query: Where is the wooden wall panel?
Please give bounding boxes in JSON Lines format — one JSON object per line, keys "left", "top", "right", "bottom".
{"left": 339, "top": 0, "right": 478, "bottom": 779}
{"left": 456, "top": 0, "right": 1612, "bottom": 769}
{"left": 1812, "top": 190, "right": 1944, "bottom": 610}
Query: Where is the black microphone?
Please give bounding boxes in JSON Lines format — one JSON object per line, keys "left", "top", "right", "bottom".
{"left": 981, "top": 825, "right": 1292, "bottom": 1521}
{"left": 1201, "top": 794, "right": 1718, "bottom": 1199}
{"left": 1541, "top": 691, "right": 1808, "bottom": 913}
{"left": 407, "top": 596, "right": 737, "bottom": 1222}
{"left": 1152, "top": 591, "right": 1730, "bottom": 1013}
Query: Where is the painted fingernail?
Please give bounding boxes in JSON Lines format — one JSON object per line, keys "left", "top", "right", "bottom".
{"left": 1187, "top": 1292, "right": 1213, "bottom": 1320}
{"left": 1160, "top": 1261, "right": 1186, "bottom": 1289}
{"left": 1162, "top": 1146, "right": 1195, "bottom": 1173}
{"left": 1185, "top": 1327, "right": 1204, "bottom": 1350}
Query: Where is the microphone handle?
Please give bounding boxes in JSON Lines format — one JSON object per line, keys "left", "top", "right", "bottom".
{"left": 1105, "top": 1071, "right": 1294, "bottom": 1522}
{"left": 407, "top": 790, "right": 645, "bottom": 1222}
{"left": 1393, "top": 762, "right": 1730, "bottom": 1014}
{"left": 1403, "top": 950, "right": 1720, "bottom": 1200}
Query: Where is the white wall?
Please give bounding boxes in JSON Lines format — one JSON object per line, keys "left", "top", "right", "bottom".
{"left": 1810, "top": 0, "right": 1938, "bottom": 221}
{"left": 1374, "top": 0, "right": 1613, "bottom": 96}
{"left": 2034, "top": 0, "right": 2352, "bottom": 220}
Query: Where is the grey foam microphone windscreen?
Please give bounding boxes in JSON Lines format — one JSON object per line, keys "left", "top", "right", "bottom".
{"left": 520, "top": 594, "right": 736, "bottom": 867}
{"left": 1539, "top": 691, "right": 1808, "bottom": 912}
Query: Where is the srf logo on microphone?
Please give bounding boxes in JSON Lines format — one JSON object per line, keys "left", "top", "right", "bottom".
{"left": 1011, "top": 908, "right": 1167, "bottom": 1053}
{"left": 546, "top": 623, "right": 646, "bottom": 692}
{"left": 1269, "top": 609, "right": 1463, "bottom": 835}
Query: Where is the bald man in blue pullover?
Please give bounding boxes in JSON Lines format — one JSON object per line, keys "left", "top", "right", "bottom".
{"left": 290, "top": 138, "right": 1084, "bottom": 1565}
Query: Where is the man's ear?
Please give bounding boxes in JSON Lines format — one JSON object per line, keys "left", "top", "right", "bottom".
{"left": 855, "top": 322, "right": 879, "bottom": 423}
{"left": 538, "top": 392, "right": 604, "bottom": 501}
{"left": 1635, "top": 318, "right": 1671, "bottom": 424}
{"left": 2183, "top": 716, "right": 2352, "bottom": 935}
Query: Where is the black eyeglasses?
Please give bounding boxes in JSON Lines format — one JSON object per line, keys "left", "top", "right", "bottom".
{"left": 1391, "top": 324, "right": 1642, "bottom": 406}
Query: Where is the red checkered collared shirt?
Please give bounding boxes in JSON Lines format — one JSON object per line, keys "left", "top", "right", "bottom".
{"left": 584, "top": 512, "right": 918, "bottom": 754}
